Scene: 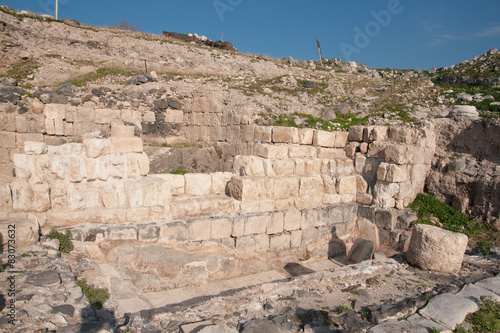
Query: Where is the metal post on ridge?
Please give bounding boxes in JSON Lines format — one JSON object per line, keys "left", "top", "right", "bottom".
{"left": 55, "top": 0, "right": 58, "bottom": 20}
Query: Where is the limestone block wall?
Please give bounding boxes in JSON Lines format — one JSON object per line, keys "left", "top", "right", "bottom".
{"left": 0, "top": 125, "right": 174, "bottom": 228}
{"left": 0, "top": 103, "right": 145, "bottom": 178}
{"left": 346, "top": 123, "right": 437, "bottom": 209}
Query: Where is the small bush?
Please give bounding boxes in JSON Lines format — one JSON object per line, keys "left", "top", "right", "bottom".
{"left": 171, "top": 169, "right": 188, "bottom": 175}
{"left": 47, "top": 229, "right": 74, "bottom": 253}
{"left": 409, "top": 193, "right": 484, "bottom": 237}
{"left": 452, "top": 325, "right": 470, "bottom": 333}
{"left": 76, "top": 279, "right": 110, "bottom": 310}
{"left": 469, "top": 296, "right": 500, "bottom": 332}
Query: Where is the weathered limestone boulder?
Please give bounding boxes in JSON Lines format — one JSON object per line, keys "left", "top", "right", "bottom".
{"left": 406, "top": 224, "right": 468, "bottom": 274}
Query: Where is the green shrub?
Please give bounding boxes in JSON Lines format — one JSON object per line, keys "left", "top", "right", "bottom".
{"left": 409, "top": 193, "right": 484, "bottom": 237}
{"left": 469, "top": 296, "right": 500, "bottom": 332}
{"left": 171, "top": 168, "right": 188, "bottom": 175}
{"left": 47, "top": 229, "right": 74, "bottom": 253}
{"left": 452, "top": 325, "right": 470, "bottom": 333}
{"left": 76, "top": 279, "right": 110, "bottom": 310}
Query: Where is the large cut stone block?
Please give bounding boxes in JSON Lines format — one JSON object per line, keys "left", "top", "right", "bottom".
{"left": 345, "top": 238, "right": 374, "bottom": 264}
{"left": 95, "top": 108, "right": 121, "bottom": 124}
{"left": 298, "top": 128, "right": 314, "bottom": 145}
{"left": 244, "top": 214, "right": 269, "bottom": 235}
{"left": 227, "top": 176, "right": 259, "bottom": 201}
{"left": 24, "top": 141, "right": 47, "bottom": 155}
{"left": 83, "top": 138, "right": 111, "bottom": 158}
{"left": 164, "top": 109, "right": 184, "bottom": 123}
{"left": 337, "top": 175, "right": 357, "bottom": 194}
{"left": 185, "top": 173, "right": 212, "bottom": 196}
{"left": 188, "top": 218, "right": 212, "bottom": 241}
{"left": 211, "top": 218, "right": 232, "bottom": 239}
{"left": 111, "top": 125, "right": 135, "bottom": 138}
{"left": 407, "top": 224, "right": 468, "bottom": 274}
{"left": 44, "top": 104, "right": 65, "bottom": 135}
{"left": 256, "top": 144, "right": 288, "bottom": 159}
{"left": 272, "top": 126, "right": 299, "bottom": 143}
{"left": 211, "top": 172, "right": 233, "bottom": 195}
{"left": 313, "top": 130, "right": 336, "bottom": 148}
{"left": 110, "top": 137, "right": 143, "bottom": 153}
{"left": 334, "top": 131, "right": 349, "bottom": 147}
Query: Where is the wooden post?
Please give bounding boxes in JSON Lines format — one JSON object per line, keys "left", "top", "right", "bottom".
{"left": 144, "top": 60, "right": 148, "bottom": 75}
{"left": 316, "top": 39, "right": 324, "bottom": 67}
{"left": 55, "top": 0, "right": 58, "bottom": 20}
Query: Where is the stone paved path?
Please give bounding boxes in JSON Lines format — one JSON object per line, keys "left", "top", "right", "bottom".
{"left": 367, "top": 272, "right": 500, "bottom": 332}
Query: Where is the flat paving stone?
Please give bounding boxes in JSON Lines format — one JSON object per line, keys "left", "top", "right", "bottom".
{"left": 474, "top": 274, "right": 500, "bottom": 296}
{"left": 406, "top": 314, "right": 448, "bottom": 332}
{"left": 25, "top": 271, "right": 61, "bottom": 286}
{"left": 180, "top": 320, "right": 213, "bottom": 333}
{"left": 116, "top": 297, "right": 153, "bottom": 315}
{"left": 418, "top": 293, "right": 478, "bottom": 330}
{"left": 143, "top": 270, "right": 287, "bottom": 308}
{"left": 367, "top": 319, "right": 429, "bottom": 333}
{"left": 51, "top": 304, "right": 75, "bottom": 317}
{"left": 457, "top": 283, "right": 500, "bottom": 306}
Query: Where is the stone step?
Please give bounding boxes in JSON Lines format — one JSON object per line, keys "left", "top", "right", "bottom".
{"left": 234, "top": 153, "right": 353, "bottom": 177}
{"left": 171, "top": 194, "right": 241, "bottom": 218}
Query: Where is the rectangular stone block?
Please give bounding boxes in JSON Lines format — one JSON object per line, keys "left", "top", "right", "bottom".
{"left": 138, "top": 224, "right": 160, "bottom": 241}
{"left": 211, "top": 172, "right": 233, "bottom": 195}
{"left": 95, "top": 108, "right": 121, "bottom": 124}
{"left": 231, "top": 216, "right": 246, "bottom": 237}
{"left": 348, "top": 126, "right": 364, "bottom": 142}
{"left": 16, "top": 133, "right": 44, "bottom": 148}
{"left": 272, "top": 126, "right": 299, "bottom": 144}
{"left": 298, "top": 128, "right": 314, "bottom": 145}
{"left": 290, "top": 230, "right": 302, "bottom": 248}
{"left": 159, "top": 221, "right": 188, "bottom": 243}
{"left": 24, "top": 141, "right": 47, "bottom": 155}
{"left": 267, "top": 212, "right": 284, "bottom": 235}
{"left": 155, "top": 173, "right": 185, "bottom": 195}
{"left": 211, "top": 218, "right": 233, "bottom": 239}
{"left": 256, "top": 144, "right": 288, "bottom": 159}
{"left": 299, "top": 176, "right": 324, "bottom": 197}
{"left": 334, "top": 131, "right": 349, "bottom": 148}
{"left": 270, "top": 234, "right": 291, "bottom": 251}
{"left": 111, "top": 125, "right": 135, "bottom": 137}
{"left": 185, "top": 173, "right": 212, "bottom": 196}
{"left": 236, "top": 235, "right": 255, "bottom": 249}
{"left": 254, "top": 234, "right": 270, "bottom": 252}
{"left": 0, "top": 131, "right": 16, "bottom": 148}
{"left": 164, "top": 109, "right": 184, "bottom": 123}
{"left": 375, "top": 209, "right": 396, "bottom": 230}
{"left": 110, "top": 137, "right": 143, "bottom": 153}
{"left": 301, "top": 228, "right": 319, "bottom": 245}
{"left": 313, "top": 130, "right": 336, "bottom": 148}
{"left": 284, "top": 209, "right": 302, "bottom": 231}
{"left": 107, "top": 226, "right": 137, "bottom": 240}
{"left": 337, "top": 175, "right": 357, "bottom": 194}
{"left": 44, "top": 104, "right": 66, "bottom": 135}
{"left": 227, "top": 176, "right": 260, "bottom": 201}
{"left": 255, "top": 126, "right": 272, "bottom": 143}
{"left": 274, "top": 177, "right": 299, "bottom": 200}
{"left": 188, "top": 218, "right": 212, "bottom": 241}
{"left": 244, "top": 214, "right": 269, "bottom": 235}
{"left": 288, "top": 145, "right": 317, "bottom": 158}
{"left": 76, "top": 106, "right": 95, "bottom": 123}
{"left": 317, "top": 148, "right": 346, "bottom": 159}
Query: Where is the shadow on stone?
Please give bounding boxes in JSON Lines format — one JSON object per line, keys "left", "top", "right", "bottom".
{"left": 284, "top": 263, "right": 315, "bottom": 277}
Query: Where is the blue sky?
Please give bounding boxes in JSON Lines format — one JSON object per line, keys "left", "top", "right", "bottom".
{"left": 3, "top": 0, "right": 500, "bottom": 69}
